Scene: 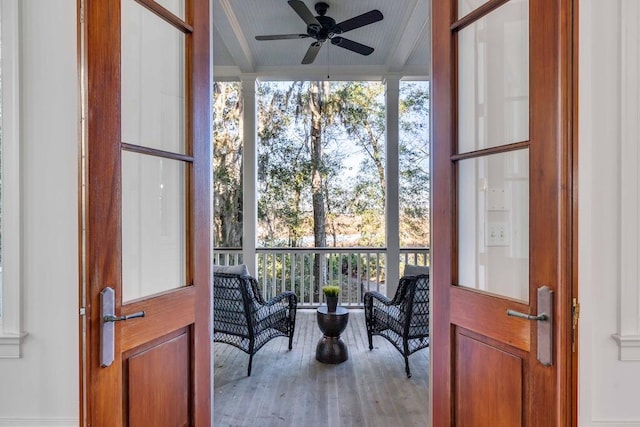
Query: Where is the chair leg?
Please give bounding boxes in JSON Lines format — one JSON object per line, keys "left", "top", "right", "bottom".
{"left": 404, "top": 355, "right": 411, "bottom": 378}
{"left": 288, "top": 314, "right": 296, "bottom": 351}
{"left": 248, "top": 354, "right": 254, "bottom": 377}
{"left": 367, "top": 331, "right": 373, "bottom": 350}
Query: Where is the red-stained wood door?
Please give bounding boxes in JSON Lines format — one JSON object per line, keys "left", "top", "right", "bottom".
{"left": 80, "top": 0, "right": 211, "bottom": 425}
{"left": 431, "top": 0, "right": 576, "bottom": 425}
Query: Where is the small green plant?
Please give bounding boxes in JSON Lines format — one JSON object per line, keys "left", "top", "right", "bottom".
{"left": 322, "top": 285, "right": 340, "bottom": 297}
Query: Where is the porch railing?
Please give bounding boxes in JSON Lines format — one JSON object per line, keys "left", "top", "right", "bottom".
{"left": 213, "top": 247, "right": 429, "bottom": 308}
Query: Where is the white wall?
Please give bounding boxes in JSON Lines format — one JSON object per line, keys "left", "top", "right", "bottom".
{"left": 579, "top": 1, "right": 640, "bottom": 426}
{"left": 0, "top": 1, "right": 79, "bottom": 425}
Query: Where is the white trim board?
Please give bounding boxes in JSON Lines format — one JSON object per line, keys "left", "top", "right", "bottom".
{"left": 0, "top": 0, "right": 27, "bottom": 358}
{"left": 616, "top": 0, "right": 640, "bottom": 361}
{"left": 0, "top": 419, "right": 78, "bottom": 427}
{"left": 591, "top": 422, "right": 640, "bottom": 427}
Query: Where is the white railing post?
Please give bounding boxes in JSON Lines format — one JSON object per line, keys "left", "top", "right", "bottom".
{"left": 220, "top": 247, "right": 427, "bottom": 307}
{"left": 385, "top": 75, "right": 401, "bottom": 297}
{"left": 241, "top": 75, "right": 258, "bottom": 275}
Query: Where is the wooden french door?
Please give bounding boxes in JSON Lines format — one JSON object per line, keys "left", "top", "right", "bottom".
{"left": 81, "top": 0, "right": 211, "bottom": 425}
{"left": 431, "top": 0, "right": 576, "bottom": 425}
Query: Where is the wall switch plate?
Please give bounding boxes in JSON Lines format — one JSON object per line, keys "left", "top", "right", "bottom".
{"left": 487, "top": 188, "right": 506, "bottom": 211}
{"left": 487, "top": 222, "right": 509, "bottom": 246}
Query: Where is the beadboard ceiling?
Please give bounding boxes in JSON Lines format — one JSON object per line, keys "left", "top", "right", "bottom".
{"left": 212, "top": 0, "right": 430, "bottom": 80}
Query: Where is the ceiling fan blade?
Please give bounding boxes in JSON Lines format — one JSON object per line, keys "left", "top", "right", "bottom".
{"left": 288, "top": 0, "right": 321, "bottom": 28}
{"left": 331, "top": 37, "right": 374, "bottom": 56}
{"left": 256, "top": 34, "right": 309, "bottom": 41}
{"left": 302, "top": 41, "right": 323, "bottom": 64}
{"left": 335, "top": 10, "right": 384, "bottom": 33}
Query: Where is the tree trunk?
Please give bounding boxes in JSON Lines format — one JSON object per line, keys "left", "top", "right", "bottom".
{"left": 310, "top": 81, "right": 327, "bottom": 297}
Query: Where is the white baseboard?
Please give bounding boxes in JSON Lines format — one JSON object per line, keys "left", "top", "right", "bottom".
{"left": 0, "top": 419, "right": 78, "bottom": 427}
{"left": 591, "top": 422, "right": 640, "bottom": 427}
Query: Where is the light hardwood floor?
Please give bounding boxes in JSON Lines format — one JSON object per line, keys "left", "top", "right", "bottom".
{"left": 213, "top": 309, "right": 430, "bottom": 427}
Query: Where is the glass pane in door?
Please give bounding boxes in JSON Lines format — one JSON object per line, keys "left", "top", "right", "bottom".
{"left": 457, "top": 0, "right": 529, "bottom": 154}
{"left": 155, "top": 0, "right": 186, "bottom": 21}
{"left": 458, "top": 0, "right": 490, "bottom": 18}
{"left": 457, "top": 149, "right": 529, "bottom": 302}
{"left": 121, "top": 0, "right": 186, "bottom": 154}
{"left": 121, "top": 151, "right": 187, "bottom": 302}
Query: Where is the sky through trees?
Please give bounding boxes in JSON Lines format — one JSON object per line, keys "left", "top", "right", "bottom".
{"left": 213, "top": 80, "right": 430, "bottom": 250}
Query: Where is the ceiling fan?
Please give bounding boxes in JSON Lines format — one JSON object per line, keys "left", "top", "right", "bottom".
{"left": 255, "top": 0, "right": 384, "bottom": 64}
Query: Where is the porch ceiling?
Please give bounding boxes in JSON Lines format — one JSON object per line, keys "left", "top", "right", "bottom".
{"left": 212, "top": 0, "right": 431, "bottom": 80}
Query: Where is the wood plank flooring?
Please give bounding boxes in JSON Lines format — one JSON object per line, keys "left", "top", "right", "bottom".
{"left": 213, "top": 309, "right": 430, "bottom": 427}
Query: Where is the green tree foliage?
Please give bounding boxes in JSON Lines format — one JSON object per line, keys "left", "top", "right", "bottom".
{"left": 257, "top": 81, "right": 312, "bottom": 246}
{"left": 213, "top": 81, "right": 243, "bottom": 247}
{"left": 257, "top": 81, "right": 389, "bottom": 249}
{"left": 399, "top": 81, "right": 430, "bottom": 247}
{"left": 333, "top": 82, "right": 387, "bottom": 247}
{"left": 213, "top": 80, "right": 430, "bottom": 252}
{"left": 335, "top": 82, "right": 387, "bottom": 200}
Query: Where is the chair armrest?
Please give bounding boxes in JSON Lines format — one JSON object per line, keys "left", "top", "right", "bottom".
{"left": 254, "top": 291, "right": 297, "bottom": 317}
{"left": 252, "top": 291, "right": 297, "bottom": 329}
{"left": 263, "top": 291, "right": 297, "bottom": 309}
{"left": 248, "top": 278, "right": 298, "bottom": 310}
{"left": 364, "top": 291, "right": 393, "bottom": 307}
{"left": 364, "top": 291, "right": 393, "bottom": 321}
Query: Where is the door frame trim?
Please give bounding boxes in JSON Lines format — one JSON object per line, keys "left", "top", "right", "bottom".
{"left": 429, "top": 0, "right": 579, "bottom": 424}
{"left": 78, "top": 0, "right": 212, "bottom": 424}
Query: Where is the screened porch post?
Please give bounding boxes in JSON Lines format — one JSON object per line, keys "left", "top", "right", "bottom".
{"left": 241, "top": 75, "right": 257, "bottom": 275}
{"left": 385, "top": 75, "right": 401, "bottom": 297}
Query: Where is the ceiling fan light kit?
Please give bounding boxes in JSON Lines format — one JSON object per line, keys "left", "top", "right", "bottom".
{"left": 255, "top": 0, "right": 384, "bottom": 64}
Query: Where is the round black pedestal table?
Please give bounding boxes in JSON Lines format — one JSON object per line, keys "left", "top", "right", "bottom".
{"left": 315, "top": 306, "right": 349, "bottom": 364}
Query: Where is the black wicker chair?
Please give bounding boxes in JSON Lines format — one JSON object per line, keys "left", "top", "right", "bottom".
{"left": 364, "top": 273, "right": 430, "bottom": 378}
{"left": 213, "top": 272, "right": 297, "bottom": 376}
